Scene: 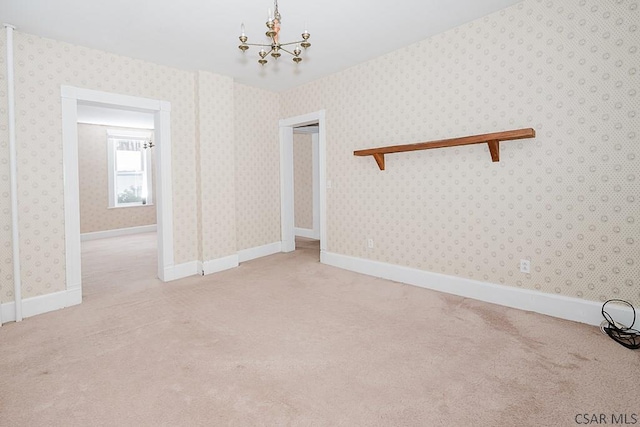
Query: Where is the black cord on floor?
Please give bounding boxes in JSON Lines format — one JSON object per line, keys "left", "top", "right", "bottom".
{"left": 600, "top": 299, "right": 640, "bottom": 350}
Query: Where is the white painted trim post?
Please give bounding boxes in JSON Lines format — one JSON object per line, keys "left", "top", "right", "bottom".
{"left": 280, "top": 125, "right": 295, "bottom": 252}
{"left": 318, "top": 110, "right": 327, "bottom": 252}
{"left": 279, "top": 110, "right": 327, "bottom": 253}
{"left": 107, "top": 138, "right": 116, "bottom": 207}
{"left": 4, "top": 23, "right": 20, "bottom": 323}
{"left": 155, "top": 103, "right": 175, "bottom": 281}
{"left": 61, "top": 93, "right": 82, "bottom": 304}
{"left": 311, "top": 132, "right": 320, "bottom": 240}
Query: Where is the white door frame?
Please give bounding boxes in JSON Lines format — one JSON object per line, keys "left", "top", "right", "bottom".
{"left": 61, "top": 86, "right": 175, "bottom": 302}
{"left": 279, "top": 110, "right": 327, "bottom": 253}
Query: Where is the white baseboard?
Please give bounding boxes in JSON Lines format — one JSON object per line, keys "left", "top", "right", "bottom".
{"left": 163, "top": 261, "right": 198, "bottom": 282}
{"left": 81, "top": 224, "right": 157, "bottom": 241}
{"left": 196, "top": 243, "right": 284, "bottom": 275}
{"left": 0, "top": 288, "right": 82, "bottom": 323}
{"left": 199, "top": 254, "right": 239, "bottom": 276}
{"left": 162, "top": 245, "right": 280, "bottom": 281}
{"left": 238, "top": 242, "right": 282, "bottom": 263}
{"left": 294, "top": 227, "right": 319, "bottom": 239}
{"left": 321, "top": 251, "right": 634, "bottom": 327}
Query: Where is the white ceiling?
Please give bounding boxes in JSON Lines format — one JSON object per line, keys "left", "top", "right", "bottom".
{"left": 0, "top": 0, "right": 524, "bottom": 92}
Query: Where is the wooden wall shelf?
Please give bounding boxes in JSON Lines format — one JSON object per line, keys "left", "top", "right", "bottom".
{"left": 354, "top": 128, "right": 536, "bottom": 170}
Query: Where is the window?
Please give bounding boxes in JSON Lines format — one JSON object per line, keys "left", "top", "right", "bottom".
{"left": 107, "top": 130, "right": 153, "bottom": 208}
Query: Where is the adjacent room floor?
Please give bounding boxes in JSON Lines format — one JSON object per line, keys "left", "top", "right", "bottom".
{"left": 81, "top": 232, "right": 159, "bottom": 299}
{"left": 0, "top": 234, "right": 638, "bottom": 426}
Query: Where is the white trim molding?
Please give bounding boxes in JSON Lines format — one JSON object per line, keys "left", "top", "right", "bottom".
{"left": 5, "top": 23, "right": 21, "bottom": 323}
{"left": 199, "top": 255, "right": 239, "bottom": 276}
{"left": 154, "top": 102, "right": 174, "bottom": 282}
{"left": 311, "top": 132, "right": 320, "bottom": 239}
{"left": 279, "top": 124, "right": 295, "bottom": 252}
{"left": 294, "top": 227, "right": 318, "bottom": 239}
{"left": 163, "top": 261, "right": 199, "bottom": 282}
{"left": 0, "top": 288, "right": 82, "bottom": 323}
{"left": 106, "top": 129, "right": 153, "bottom": 139}
{"left": 81, "top": 225, "right": 157, "bottom": 241}
{"left": 238, "top": 242, "right": 282, "bottom": 263}
{"left": 61, "top": 86, "right": 164, "bottom": 111}
{"left": 321, "top": 251, "right": 633, "bottom": 327}
{"left": 167, "top": 243, "right": 283, "bottom": 280}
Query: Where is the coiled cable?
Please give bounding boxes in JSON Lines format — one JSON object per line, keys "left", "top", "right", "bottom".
{"left": 600, "top": 299, "right": 640, "bottom": 350}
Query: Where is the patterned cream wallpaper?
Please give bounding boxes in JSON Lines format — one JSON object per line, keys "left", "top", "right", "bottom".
{"left": 294, "top": 133, "right": 313, "bottom": 229}
{"left": 196, "top": 71, "right": 237, "bottom": 261}
{"left": 234, "top": 83, "right": 281, "bottom": 251}
{"left": 280, "top": 0, "right": 639, "bottom": 305}
{"left": 4, "top": 31, "right": 199, "bottom": 299}
{"left": 1, "top": 0, "right": 637, "bottom": 309}
{"left": 0, "top": 30, "right": 14, "bottom": 303}
{"left": 1, "top": 31, "right": 278, "bottom": 302}
{"left": 77, "top": 124, "right": 156, "bottom": 234}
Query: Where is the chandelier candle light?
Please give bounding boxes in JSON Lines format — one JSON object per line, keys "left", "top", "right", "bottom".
{"left": 238, "top": 0, "right": 311, "bottom": 65}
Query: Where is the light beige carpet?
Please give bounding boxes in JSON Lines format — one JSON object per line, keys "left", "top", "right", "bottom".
{"left": 0, "top": 233, "right": 638, "bottom": 426}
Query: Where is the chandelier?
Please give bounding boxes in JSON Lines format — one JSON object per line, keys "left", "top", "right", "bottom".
{"left": 238, "top": 0, "right": 311, "bottom": 65}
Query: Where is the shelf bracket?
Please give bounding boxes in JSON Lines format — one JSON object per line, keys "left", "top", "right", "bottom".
{"left": 487, "top": 140, "right": 499, "bottom": 162}
{"left": 373, "top": 153, "right": 385, "bottom": 171}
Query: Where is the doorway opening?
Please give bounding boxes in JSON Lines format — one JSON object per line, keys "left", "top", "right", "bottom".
{"left": 61, "top": 86, "right": 175, "bottom": 303}
{"left": 76, "top": 105, "right": 159, "bottom": 296}
{"left": 293, "top": 123, "right": 320, "bottom": 258}
{"left": 279, "top": 110, "right": 327, "bottom": 258}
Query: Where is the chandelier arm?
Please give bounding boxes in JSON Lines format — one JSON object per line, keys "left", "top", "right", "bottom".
{"left": 278, "top": 47, "right": 297, "bottom": 56}
{"left": 278, "top": 40, "right": 305, "bottom": 47}
{"left": 244, "top": 42, "right": 276, "bottom": 47}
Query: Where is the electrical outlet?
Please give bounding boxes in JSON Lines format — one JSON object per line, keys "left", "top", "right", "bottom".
{"left": 520, "top": 259, "right": 531, "bottom": 274}
{"left": 327, "top": 180, "right": 332, "bottom": 189}
{"left": 367, "top": 238, "right": 374, "bottom": 249}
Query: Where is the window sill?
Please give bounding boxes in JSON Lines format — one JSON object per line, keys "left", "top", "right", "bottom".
{"left": 108, "top": 204, "right": 155, "bottom": 210}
